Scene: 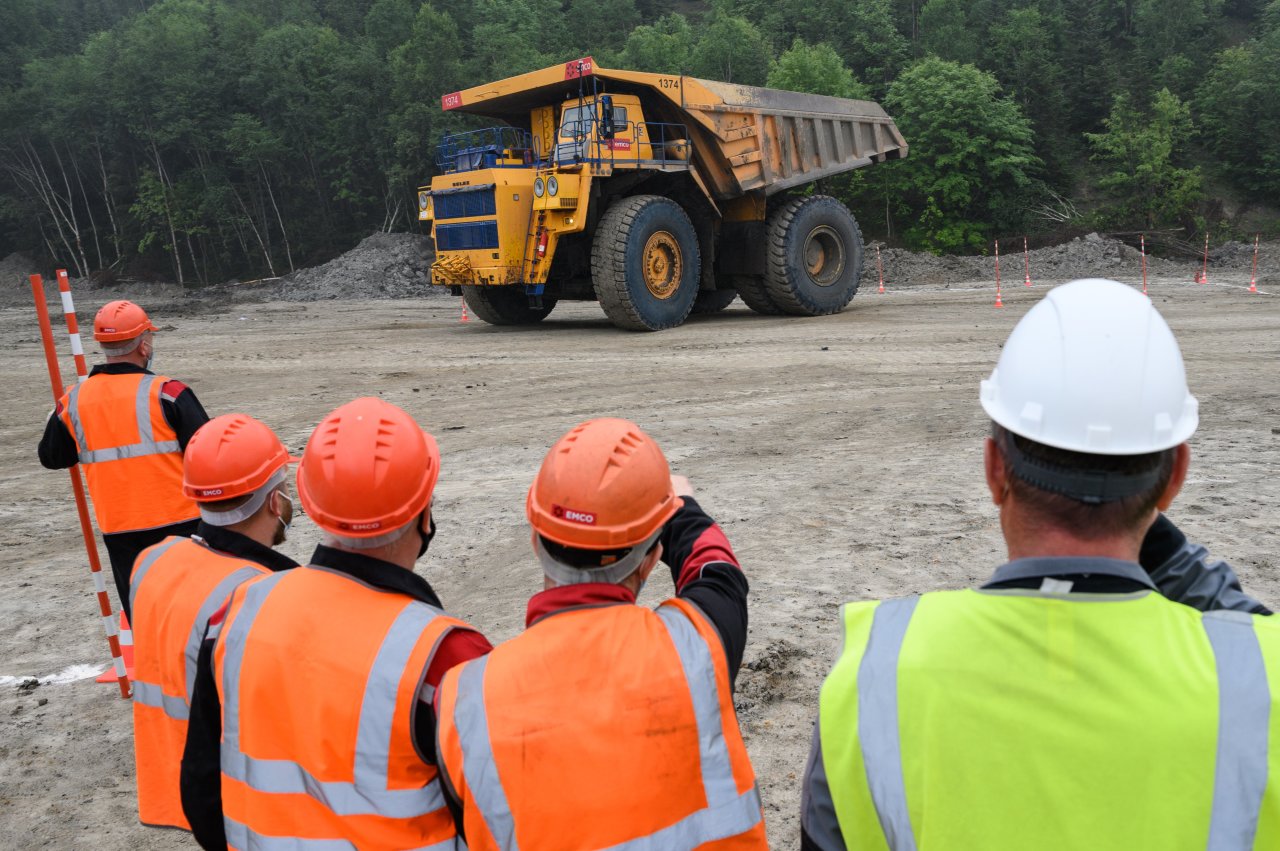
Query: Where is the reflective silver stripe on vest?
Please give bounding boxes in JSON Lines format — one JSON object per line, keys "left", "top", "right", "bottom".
{"left": 224, "top": 816, "right": 462, "bottom": 850}
{"left": 856, "top": 596, "right": 920, "bottom": 851}
{"left": 66, "top": 375, "right": 181, "bottom": 464}
{"left": 450, "top": 605, "right": 762, "bottom": 851}
{"left": 133, "top": 680, "right": 190, "bottom": 720}
{"left": 128, "top": 537, "right": 189, "bottom": 720}
{"left": 186, "top": 566, "right": 262, "bottom": 701}
{"left": 1203, "top": 609, "right": 1270, "bottom": 851}
{"left": 452, "top": 657, "right": 518, "bottom": 851}
{"left": 129, "top": 536, "right": 185, "bottom": 619}
{"left": 220, "top": 571, "right": 447, "bottom": 820}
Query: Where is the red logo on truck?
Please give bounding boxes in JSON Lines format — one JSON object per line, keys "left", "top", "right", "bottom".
{"left": 441, "top": 92, "right": 462, "bottom": 110}
{"left": 564, "top": 57, "right": 595, "bottom": 80}
{"left": 608, "top": 139, "right": 632, "bottom": 151}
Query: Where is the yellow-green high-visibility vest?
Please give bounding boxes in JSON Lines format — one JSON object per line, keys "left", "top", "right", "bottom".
{"left": 819, "top": 589, "right": 1280, "bottom": 850}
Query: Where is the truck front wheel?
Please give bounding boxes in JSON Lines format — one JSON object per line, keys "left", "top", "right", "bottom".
{"left": 592, "top": 195, "right": 700, "bottom": 331}
{"left": 764, "top": 195, "right": 863, "bottom": 316}
{"left": 460, "top": 286, "right": 557, "bottom": 325}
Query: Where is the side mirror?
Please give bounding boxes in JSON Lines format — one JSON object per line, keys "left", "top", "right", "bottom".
{"left": 599, "top": 95, "right": 615, "bottom": 139}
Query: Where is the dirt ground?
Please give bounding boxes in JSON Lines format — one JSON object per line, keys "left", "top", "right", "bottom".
{"left": 1, "top": 269, "right": 1276, "bottom": 848}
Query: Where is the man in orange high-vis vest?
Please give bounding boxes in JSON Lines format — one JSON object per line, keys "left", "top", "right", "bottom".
{"left": 39, "top": 300, "right": 209, "bottom": 620}
{"left": 435, "top": 418, "right": 768, "bottom": 851}
{"left": 181, "top": 398, "right": 492, "bottom": 850}
{"left": 130, "top": 414, "right": 300, "bottom": 832}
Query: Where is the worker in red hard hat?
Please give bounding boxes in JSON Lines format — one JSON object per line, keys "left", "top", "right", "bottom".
{"left": 38, "top": 299, "right": 210, "bottom": 620}
{"left": 130, "top": 414, "right": 300, "bottom": 832}
{"left": 180, "top": 397, "right": 491, "bottom": 850}
{"left": 434, "top": 417, "right": 767, "bottom": 850}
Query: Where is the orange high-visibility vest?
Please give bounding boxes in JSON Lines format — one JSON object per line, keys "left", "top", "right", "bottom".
{"left": 58, "top": 371, "right": 197, "bottom": 533}
{"left": 129, "top": 536, "right": 267, "bottom": 830}
{"left": 212, "top": 566, "right": 468, "bottom": 850}
{"left": 436, "top": 597, "right": 768, "bottom": 851}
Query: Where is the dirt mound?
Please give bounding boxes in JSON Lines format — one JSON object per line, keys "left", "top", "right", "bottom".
{"left": 262, "top": 233, "right": 441, "bottom": 302}
{"left": 871, "top": 232, "right": 1201, "bottom": 287}
{"left": 0, "top": 252, "right": 43, "bottom": 307}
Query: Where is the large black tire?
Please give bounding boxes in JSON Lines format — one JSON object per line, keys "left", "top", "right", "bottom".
{"left": 691, "top": 289, "right": 738, "bottom": 314}
{"left": 591, "top": 195, "right": 700, "bottom": 331}
{"left": 461, "top": 286, "right": 557, "bottom": 325}
{"left": 764, "top": 195, "right": 864, "bottom": 316}
{"left": 729, "top": 274, "right": 782, "bottom": 315}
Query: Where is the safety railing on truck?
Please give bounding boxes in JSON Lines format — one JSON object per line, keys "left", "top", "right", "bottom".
{"left": 436, "top": 127, "right": 537, "bottom": 174}
{"left": 555, "top": 119, "right": 692, "bottom": 170}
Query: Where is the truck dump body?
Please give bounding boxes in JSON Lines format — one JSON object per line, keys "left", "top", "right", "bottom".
{"left": 441, "top": 60, "right": 907, "bottom": 200}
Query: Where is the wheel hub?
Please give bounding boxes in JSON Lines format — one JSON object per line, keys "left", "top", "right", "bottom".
{"left": 804, "top": 225, "right": 845, "bottom": 287}
{"left": 642, "top": 231, "right": 682, "bottom": 299}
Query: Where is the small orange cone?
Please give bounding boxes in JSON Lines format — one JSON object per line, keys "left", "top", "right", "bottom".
{"left": 96, "top": 612, "right": 135, "bottom": 683}
{"left": 460, "top": 299, "right": 469, "bottom": 323}
{"left": 875, "top": 245, "right": 885, "bottom": 293}
{"left": 994, "top": 288, "right": 1004, "bottom": 308}
{"left": 1023, "top": 236, "right": 1032, "bottom": 286}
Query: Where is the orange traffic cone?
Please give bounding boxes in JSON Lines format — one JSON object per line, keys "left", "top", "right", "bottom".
{"left": 1249, "top": 233, "right": 1260, "bottom": 293}
{"left": 994, "top": 288, "right": 1004, "bottom": 309}
{"left": 460, "top": 300, "right": 469, "bottom": 323}
{"left": 96, "top": 612, "right": 135, "bottom": 683}
{"left": 1249, "top": 276, "right": 1259, "bottom": 293}
{"left": 875, "top": 245, "right": 885, "bottom": 293}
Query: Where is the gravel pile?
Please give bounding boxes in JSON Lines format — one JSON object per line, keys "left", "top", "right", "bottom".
{"left": 869, "top": 233, "right": 1204, "bottom": 287}
{"left": 261, "top": 233, "right": 441, "bottom": 302}
{"left": 0, "top": 252, "right": 43, "bottom": 307}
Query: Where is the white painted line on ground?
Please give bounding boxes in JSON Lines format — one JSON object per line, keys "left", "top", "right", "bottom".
{"left": 0, "top": 663, "right": 108, "bottom": 687}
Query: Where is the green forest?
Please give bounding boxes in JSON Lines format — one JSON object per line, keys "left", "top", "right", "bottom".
{"left": 2, "top": 0, "right": 1278, "bottom": 282}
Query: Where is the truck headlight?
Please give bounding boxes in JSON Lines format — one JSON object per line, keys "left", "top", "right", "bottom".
{"left": 418, "top": 192, "right": 429, "bottom": 210}
{"left": 534, "top": 177, "right": 545, "bottom": 197}
{"left": 548, "top": 176, "right": 559, "bottom": 196}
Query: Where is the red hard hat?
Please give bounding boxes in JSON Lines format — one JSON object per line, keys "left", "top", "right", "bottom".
{"left": 94, "top": 300, "right": 158, "bottom": 342}
{"left": 183, "top": 414, "right": 296, "bottom": 502}
{"left": 297, "top": 398, "right": 440, "bottom": 539}
{"left": 527, "top": 418, "right": 681, "bottom": 550}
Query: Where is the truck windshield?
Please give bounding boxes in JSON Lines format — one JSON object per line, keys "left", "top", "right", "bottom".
{"left": 560, "top": 105, "right": 592, "bottom": 138}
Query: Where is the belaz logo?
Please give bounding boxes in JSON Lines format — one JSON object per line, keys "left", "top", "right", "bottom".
{"left": 552, "top": 504, "right": 596, "bottom": 525}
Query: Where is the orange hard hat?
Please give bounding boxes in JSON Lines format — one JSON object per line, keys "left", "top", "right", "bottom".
{"left": 297, "top": 397, "right": 440, "bottom": 540}
{"left": 183, "top": 414, "right": 296, "bottom": 502}
{"left": 527, "top": 418, "right": 681, "bottom": 550}
{"left": 94, "top": 300, "right": 158, "bottom": 342}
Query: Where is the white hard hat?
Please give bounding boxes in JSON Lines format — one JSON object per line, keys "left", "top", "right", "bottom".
{"left": 980, "top": 279, "right": 1198, "bottom": 455}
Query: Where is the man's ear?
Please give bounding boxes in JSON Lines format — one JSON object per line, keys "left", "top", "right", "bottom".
{"left": 984, "top": 437, "right": 1009, "bottom": 506}
{"left": 1156, "top": 443, "right": 1190, "bottom": 511}
{"left": 636, "top": 541, "right": 663, "bottom": 584}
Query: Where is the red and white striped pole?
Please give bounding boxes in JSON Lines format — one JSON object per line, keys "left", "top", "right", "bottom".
{"left": 1022, "top": 236, "right": 1032, "bottom": 286}
{"left": 1141, "top": 234, "right": 1149, "bottom": 296}
{"left": 29, "top": 274, "right": 131, "bottom": 698}
{"left": 1199, "top": 231, "right": 1209, "bottom": 284}
{"left": 56, "top": 270, "right": 90, "bottom": 382}
{"left": 994, "top": 239, "right": 1004, "bottom": 308}
{"left": 875, "top": 245, "right": 885, "bottom": 294}
{"left": 1249, "top": 233, "right": 1259, "bottom": 294}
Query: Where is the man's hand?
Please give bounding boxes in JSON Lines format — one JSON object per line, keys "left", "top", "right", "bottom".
{"left": 671, "top": 474, "right": 694, "bottom": 499}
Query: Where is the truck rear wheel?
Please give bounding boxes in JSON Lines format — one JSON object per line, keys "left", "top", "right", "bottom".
{"left": 728, "top": 274, "right": 782, "bottom": 315}
{"left": 461, "top": 286, "right": 557, "bottom": 325}
{"left": 692, "top": 289, "right": 738, "bottom": 314}
{"left": 764, "top": 195, "right": 863, "bottom": 316}
{"left": 592, "top": 195, "right": 700, "bottom": 331}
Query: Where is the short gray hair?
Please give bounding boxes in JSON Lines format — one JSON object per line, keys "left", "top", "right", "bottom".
{"left": 100, "top": 333, "right": 146, "bottom": 357}
{"left": 323, "top": 518, "right": 416, "bottom": 550}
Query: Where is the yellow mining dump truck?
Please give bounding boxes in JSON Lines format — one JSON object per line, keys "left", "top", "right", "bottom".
{"left": 418, "top": 57, "right": 907, "bottom": 330}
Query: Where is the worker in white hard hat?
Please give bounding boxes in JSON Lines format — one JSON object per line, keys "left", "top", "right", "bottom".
{"left": 801, "top": 279, "right": 1280, "bottom": 850}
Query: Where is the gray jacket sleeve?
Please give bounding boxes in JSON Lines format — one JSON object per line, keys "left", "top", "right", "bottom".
{"left": 1140, "top": 514, "right": 1271, "bottom": 615}
{"left": 801, "top": 720, "right": 847, "bottom": 851}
